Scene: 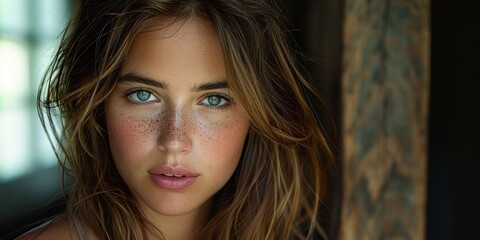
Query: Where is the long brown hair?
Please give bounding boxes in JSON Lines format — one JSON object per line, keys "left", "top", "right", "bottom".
{"left": 38, "top": 0, "right": 334, "bottom": 239}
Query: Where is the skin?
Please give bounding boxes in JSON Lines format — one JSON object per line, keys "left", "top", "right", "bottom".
{"left": 21, "top": 17, "right": 249, "bottom": 240}
{"left": 105, "top": 17, "right": 249, "bottom": 239}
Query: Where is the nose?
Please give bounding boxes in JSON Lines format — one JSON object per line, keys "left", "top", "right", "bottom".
{"left": 157, "top": 104, "right": 193, "bottom": 154}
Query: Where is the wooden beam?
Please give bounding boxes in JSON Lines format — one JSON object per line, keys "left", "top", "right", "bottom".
{"left": 340, "top": 1, "right": 430, "bottom": 239}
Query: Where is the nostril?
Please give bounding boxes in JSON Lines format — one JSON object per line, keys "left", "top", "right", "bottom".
{"left": 157, "top": 126, "right": 192, "bottom": 153}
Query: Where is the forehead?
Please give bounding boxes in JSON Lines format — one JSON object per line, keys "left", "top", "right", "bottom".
{"left": 121, "top": 17, "right": 226, "bottom": 84}
{"left": 132, "top": 17, "right": 219, "bottom": 53}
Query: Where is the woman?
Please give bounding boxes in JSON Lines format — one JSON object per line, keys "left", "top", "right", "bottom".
{"left": 22, "top": 0, "right": 334, "bottom": 239}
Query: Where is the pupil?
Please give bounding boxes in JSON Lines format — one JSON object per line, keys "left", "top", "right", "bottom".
{"left": 137, "top": 91, "right": 150, "bottom": 101}
{"left": 208, "top": 96, "right": 220, "bottom": 106}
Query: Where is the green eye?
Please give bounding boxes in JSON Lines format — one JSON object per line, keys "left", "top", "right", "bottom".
{"left": 201, "top": 94, "right": 230, "bottom": 109}
{"left": 136, "top": 91, "right": 151, "bottom": 101}
{"left": 207, "top": 95, "right": 221, "bottom": 106}
{"left": 128, "top": 90, "right": 157, "bottom": 103}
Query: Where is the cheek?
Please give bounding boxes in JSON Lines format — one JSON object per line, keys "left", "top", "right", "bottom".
{"left": 106, "top": 113, "right": 159, "bottom": 165}
{"left": 197, "top": 115, "right": 249, "bottom": 167}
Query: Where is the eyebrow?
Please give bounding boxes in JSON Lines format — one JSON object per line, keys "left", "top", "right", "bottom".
{"left": 118, "top": 73, "right": 167, "bottom": 89}
{"left": 193, "top": 81, "right": 229, "bottom": 91}
{"left": 119, "top": 72, "right": 229, "bottom": 91}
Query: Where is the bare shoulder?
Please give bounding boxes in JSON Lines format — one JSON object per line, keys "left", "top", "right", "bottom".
{"left": 17, "top": 216, "right": 78, "bottom": 240}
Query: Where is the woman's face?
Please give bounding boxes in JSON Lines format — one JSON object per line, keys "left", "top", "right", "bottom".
{"left": 105, "top": 18, "right": 249, "bottom": 222}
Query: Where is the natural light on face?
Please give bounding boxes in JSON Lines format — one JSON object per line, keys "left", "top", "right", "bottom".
{"left": 104, "top": 17, "right": 249, "bottom": 226}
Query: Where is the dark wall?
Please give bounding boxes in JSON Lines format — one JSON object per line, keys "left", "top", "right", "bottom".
{"left": 428, "top": 1, "right": 480, "bottom": 239}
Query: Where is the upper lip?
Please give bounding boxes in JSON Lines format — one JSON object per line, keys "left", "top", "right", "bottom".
{"left": 148, "top": 165, "right": 198, "bottom": 177}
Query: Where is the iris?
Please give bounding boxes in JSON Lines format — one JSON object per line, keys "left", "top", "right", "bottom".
{"left": 207, "top": 95, "right": 221, "bottom": 106}
{"left": 136, "top": 91, "right": 151, "bottom": 102}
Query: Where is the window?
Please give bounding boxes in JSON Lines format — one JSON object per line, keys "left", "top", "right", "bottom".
{"left": 0, "top": 0, "right": 69, "bottom": 182}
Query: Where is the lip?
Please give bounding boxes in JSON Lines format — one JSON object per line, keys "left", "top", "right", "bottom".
{"left": 148, "top": 166, "right": 198, "bottom": 190}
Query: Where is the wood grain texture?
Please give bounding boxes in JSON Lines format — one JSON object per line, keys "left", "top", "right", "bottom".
{"left": 340, "top": 0, "right": 430, "bottom": 239}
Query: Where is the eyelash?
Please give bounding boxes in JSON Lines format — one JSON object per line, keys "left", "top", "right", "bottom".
{"left": 124, "top": 89, "right": 233, "bottom": 110}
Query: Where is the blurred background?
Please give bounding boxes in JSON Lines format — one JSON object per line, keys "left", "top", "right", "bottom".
{"left": 0, "top": 0, "right": 67, "bottom": 183}
{"left": 0, "top": 0, "right": 69, "bottom": 238}
{"left": 1, "top": 0, "right": 479, "bottom": 239}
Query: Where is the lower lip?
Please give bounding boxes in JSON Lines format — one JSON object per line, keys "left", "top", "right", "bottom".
{"left": 149, "top": 174, "right": 197, "bottom": 190}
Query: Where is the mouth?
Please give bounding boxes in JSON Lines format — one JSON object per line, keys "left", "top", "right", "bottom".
{"left": 162, "top": 173, "right": 185, "bottom": 178}
{"left": 148, "top": 165, "right": 198, "bottom": 178}
{"left": 149, "top": 172, "right": 197, "bottom": 190}
{"left": 148, "top": 165, "right": 199, "bottom": 190}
